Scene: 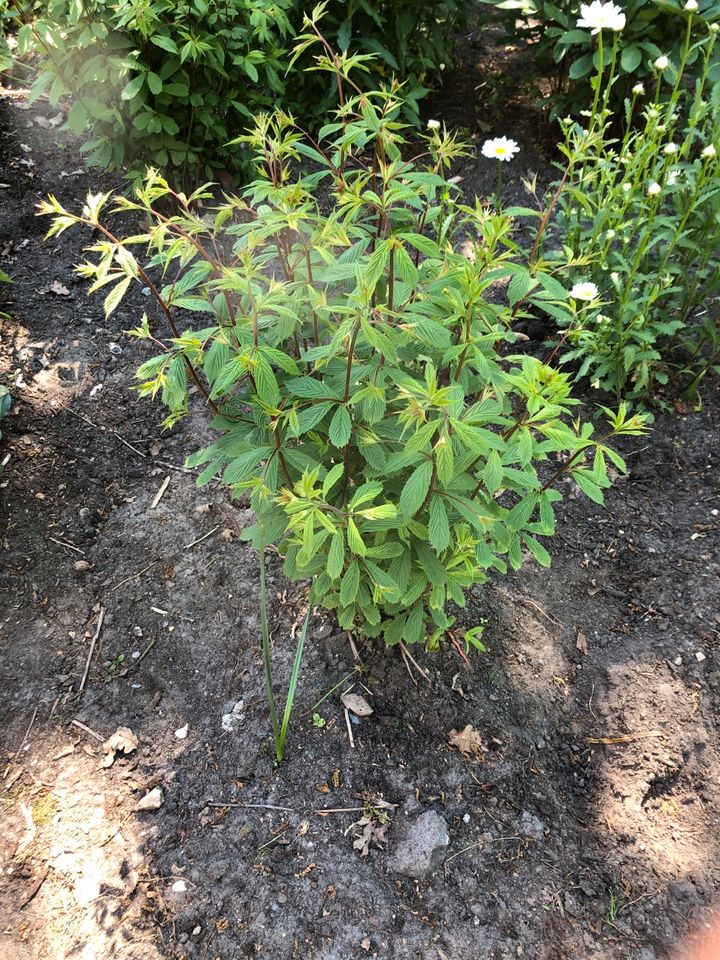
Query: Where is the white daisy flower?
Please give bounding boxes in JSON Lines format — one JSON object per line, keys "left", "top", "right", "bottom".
{"left": 702, "top": 144, "right": 717, "bottom": 158}
{"left": 654, "top": 55, "right": 670, "bottom": 70}
{"left": 647, "top": 182, "right": 662, "bottom": 196}
{"left": 481, "top": 136, "right": 520, "bottom": 162}
{"left": 570, "top": 281, "right": 599, "bottom": 301}
{"left": 684, "top": 0, "right": 698, "bottom": 11}
{"left": 667, "top": 168, "right": 680, "bottom": 185}
{"left": 577, "top": 0, "right": 626, "bottom": 33}
{"left": 427, "top": 119, "right": 441, "bottom": 130}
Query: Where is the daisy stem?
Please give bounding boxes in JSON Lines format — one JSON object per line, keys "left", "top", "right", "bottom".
{"left": 496, "top": 159, "right": 502, "bottom": 208}
{"left": 590, "top": 30, "right": 604, "bottom": 133}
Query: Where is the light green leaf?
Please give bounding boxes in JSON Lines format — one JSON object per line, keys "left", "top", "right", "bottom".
{"left": 400, "top": 460, "right": 433, "bottom": 518}
{"left": 329, "top": 405, "right": 352, "bottom": 447}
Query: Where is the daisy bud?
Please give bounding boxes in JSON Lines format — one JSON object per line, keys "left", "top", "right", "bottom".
{"left": 684, "top": 0, "right": 698, "bottom": 11}
{"left": 606, "top": 229, "right": 615, "bottom": 239}
{"left": 622, "top": 182, "right": 632, "bottom": 192}
{"left": 702, "top": 144, "right": 717, "bottom": 158}
{"left": 663, "top": 143, "right": 678, "bottom": 155}
{"left": 654, "top": 55, "right": 670, "bottom": 70}
{"left": 710, "top": 22, "right": 719, "bottom": 32}
{"left": 647, "top": 181, "right": 662, "bottom": 196}
{"left": 632, "top": 83, "right": 645, "bottom": 95}
{"left": 427, "top": 119, "right": 441, "bottom": 130}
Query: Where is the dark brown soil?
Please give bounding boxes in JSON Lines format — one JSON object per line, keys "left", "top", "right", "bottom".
{"left": 1, "top": 52, "right": 720, "bottom": 960}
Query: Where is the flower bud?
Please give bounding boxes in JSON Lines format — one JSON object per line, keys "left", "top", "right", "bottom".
{"left": 654, "top": 55, "right": 670, "bottom": 70}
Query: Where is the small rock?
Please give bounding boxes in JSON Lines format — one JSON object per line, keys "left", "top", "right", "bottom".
{"left": 78, "top": 507, "right": 91, "bottom": 522}
{"left": 518, "top": 811, "right": 545, "bottom": 843}
{"left": 175, "top": 724, "right": 188, "bottom": 740}
{"left": 73, "top": 560, "right": 90, "bottom": 573}
{"left": 388, "top": 810, "right": 449, "bottom": 878}
{"left": 695, "top": 651, "right": 706, "bottom": 662}
{"left": 171, "top": 880, "right": 187, "bottom": 893}
{"left": 222, "top": 713, "right": 242, "bottom": 732}
{"left": 135, "top": 787, "right": 164, "bottom": 812}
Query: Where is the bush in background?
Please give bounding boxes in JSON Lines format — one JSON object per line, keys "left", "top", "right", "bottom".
{"left": 13, "top": 0, "right": 471, "bottom": 183}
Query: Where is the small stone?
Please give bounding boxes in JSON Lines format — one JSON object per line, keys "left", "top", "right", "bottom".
{"left": 462, "top": 813, "right": 470, "bottom": 824}
{"left": 518, "top": 811, "right": 545, "bottom": 842}
{"left": 73, "top": 560, "right": 90, "bottom": 573}
{"left": 695, "top": 651, "right": 706, "bottom": 662}
{"left": 78, "top": 507, "right": 91, "bottom": 521}
{"left": 133, "top": 626, "right": 144, "bottom": 638}
{"left": 135, "top": 787, "right": 164, "bottom": 812}
{"left": 674, "top": 656, "right": 683, "bottom": 665}
{"left": 171, "top": 880, "right": 187, "bottom": 893}
{"left": 175, "top": 724, "right": 188, "bottom": 740}
{"left": 222, "top": 713, "right": 242, "bottom": 732}
{"left": 192, "top": 925, "right": 201, "bottom": 937}
{"left": 388, "top": 810, "right": 449, "bottom": 878}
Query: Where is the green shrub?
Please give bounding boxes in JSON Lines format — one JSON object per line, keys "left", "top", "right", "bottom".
{"left": 40, "top": 26, "right": 646, "bottom": 649}
{"left": 18, "top": 0, "right": 470, "bottom": 182}
{"left": 528, "top": 11, "right": 720, "bottom": 401}
{"left": 19, "top": 0, "right": 295, "bottom": 181}
{"left": 481, "top": 0, "right": 720, "bottom": 122}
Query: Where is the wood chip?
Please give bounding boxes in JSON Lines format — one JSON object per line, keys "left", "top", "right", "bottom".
{"left": 341, "top": 692, "right": 373, "bottom": 717}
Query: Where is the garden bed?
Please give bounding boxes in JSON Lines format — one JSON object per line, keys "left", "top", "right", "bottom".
{"left": 1, "top": 60, "right": 720, "bottom": 960}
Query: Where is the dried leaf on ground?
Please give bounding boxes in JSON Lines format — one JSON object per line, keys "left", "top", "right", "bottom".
{"left": 102, "top": 726, "right": 138, "bottom": 767}
{"left": 350, "top": 815, "right": 389, "bottom": 857}
{"left": 448, "top": 724, "right": 485, "bottom": 759}
{"left": 341, "top": 692, "right": 373, "bottom": 717}
{"left": 48, "top": 280, "right": 70, "bottom": 296}
{"left": 576, "top": 629, "right": 588, "bottom": 655}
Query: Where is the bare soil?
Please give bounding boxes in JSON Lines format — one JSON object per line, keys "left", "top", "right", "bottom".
{"left": 1, "top": 53, "right": 720, "bottom": 960}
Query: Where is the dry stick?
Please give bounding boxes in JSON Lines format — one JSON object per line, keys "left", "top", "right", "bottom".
{"left": 206, "top": 801, "right": 296, "bottom": 812}
{"left": 78, "top": 607, "right": 105, "bottom": 697}
{"left": 150, "top": 475, "right": 171, "bottom": 509}
{"left": 14, "top": 706, "right": 39, "bottom": 759}
{"left": 48, "top": 536, "right": 86, "bottom": 556}
{"left": 183, "top": 525, "right": 220, "bottom": 550}
{"left": 110, "top": 560, "right": 160, "bottom": 594}
{"left": 70, "top": 719, "right": 105, "bottom": 742}
{"left": 344, "top": 707, "right": 356, "bottom": 749}
{"left": 399, "top": 642, "right": 431, "bottom": 681}
{"left": 64, "top": 406, "right": 147, "bottom": 458}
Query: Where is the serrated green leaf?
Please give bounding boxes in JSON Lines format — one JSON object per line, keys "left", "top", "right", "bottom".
{"left": 339, "top": 560, "right": 360, "bottom": 605}
{"left": 327, "top": 531, "right": 345, "bottom": 579}
{"left": 346, "top": 517, "right": 366, "bottom": 556}
{"left": 428, "top": 495, "right": 450, "bottom": 554}
{"left": 400, "top": 460, "right": 433, "bottom": 518}
{"left": 329, "top": 405, "right": 352, "bottom": 447}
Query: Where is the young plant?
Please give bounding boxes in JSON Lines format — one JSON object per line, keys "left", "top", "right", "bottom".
{"left": 259, "top": 521, "right": 309, "bottom": 761}
{"left": 530, "top": 7, "right": 720, "bottom": 401}
{"left": 40, "top": 23, "right": 646, "bottom": 652}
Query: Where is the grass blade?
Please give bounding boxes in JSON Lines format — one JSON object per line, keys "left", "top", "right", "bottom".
{"left": 277, "top": 604, "right": 310, "bottom": 761}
